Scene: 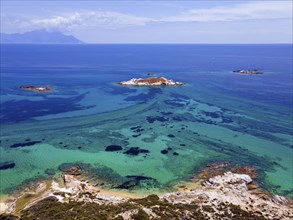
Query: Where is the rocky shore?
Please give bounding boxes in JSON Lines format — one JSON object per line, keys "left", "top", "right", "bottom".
{"left": 19, "top": 86, "right": 52, "bottom": 92}
{"left": 118, "top": 77, "right": 184, "bottom": 86}
{"left": 1, "top": 164, "right": 292, "bottom": 219}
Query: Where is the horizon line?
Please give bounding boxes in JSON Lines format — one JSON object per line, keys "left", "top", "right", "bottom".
{"left": 1, "top": 43, "right": 292, "bottom": 45}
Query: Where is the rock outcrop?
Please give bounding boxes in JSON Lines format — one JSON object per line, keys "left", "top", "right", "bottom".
{"left": 1, "top": 171, "right": 292, "bottom": 219}
{"left": 233, "top": 69, "right": 263, "bottom": 74}
{"left": 118, "top": 77, "right": 184, "bottom": 86}
{"left": 163, "top": 172, "right": 292, "bottom": 219}
{"left": 58, "top": 164, "right": 82, "bottom": 176}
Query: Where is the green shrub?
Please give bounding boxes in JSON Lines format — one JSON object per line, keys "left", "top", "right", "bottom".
{"left": 131, "top": 209, "right": 150, "bottom": 220}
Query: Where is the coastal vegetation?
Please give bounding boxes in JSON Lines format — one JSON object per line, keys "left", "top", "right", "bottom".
{"left": 2, "top": 195, "right": 269, "bottom": 220}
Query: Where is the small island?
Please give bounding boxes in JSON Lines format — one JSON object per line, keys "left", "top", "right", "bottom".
{"left": 233, "top": 69, "right": 263, "bottom": 74}
{"left": 147, "top": 72, "right": 154, "bottom": 76}
{"left": 118, "top": 77, "right": 184, "bottom": 86}
{"left": 19, "top": 86, "right": 52, "bottom": 93}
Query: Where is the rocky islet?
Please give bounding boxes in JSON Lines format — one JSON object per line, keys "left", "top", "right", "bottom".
{"left": 19, "top": 86, "right": 52, "bottom": 92}
{"left": 118, "top": 77, "right": 184, "bottom": 86}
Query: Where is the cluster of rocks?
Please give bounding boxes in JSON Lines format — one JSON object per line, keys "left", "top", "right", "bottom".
{"left": 117, "top": 77, "right": 184, "bottom": 86}
{"left": 195, "top": 162, "right": 258, "bottom": 180}
{"left": 163, "top": 172, "right": 292, "bottom": 219}
{"left": 53, "top": 174, "right": 124, "bottom": 205}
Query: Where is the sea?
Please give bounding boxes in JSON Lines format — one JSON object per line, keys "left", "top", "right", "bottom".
{"left": 0, "top": 44, "right": 292, "bottom": 198}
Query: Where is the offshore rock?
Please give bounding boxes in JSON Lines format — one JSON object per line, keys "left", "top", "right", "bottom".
{"left": 233, "top": 69, "right": 263, "bottom": 74}
{"left": 19, "top": 86, "right": 52, "bottom": 92}
{"left": 118, "top": 77, "right": 184, "bottom": 86}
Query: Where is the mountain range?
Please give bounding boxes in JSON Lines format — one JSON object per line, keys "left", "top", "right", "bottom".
{"left": 0, "top": 30, "right": 83, "bottom": 44}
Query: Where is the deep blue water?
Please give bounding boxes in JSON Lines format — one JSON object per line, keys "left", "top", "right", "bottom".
{"left": 0, "top": 44, "right": 292, "bottom": 197}
{"left": 1, "top": 44, "right": 292, "bottom": 109}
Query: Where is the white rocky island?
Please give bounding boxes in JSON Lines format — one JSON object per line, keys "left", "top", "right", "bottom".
{"left": 118, "top": 77, "right": 184, "bottom": 86}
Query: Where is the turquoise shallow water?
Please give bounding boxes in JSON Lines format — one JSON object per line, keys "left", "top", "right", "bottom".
{"left": 0, "top": 44, "right": 292, "bottom": 197}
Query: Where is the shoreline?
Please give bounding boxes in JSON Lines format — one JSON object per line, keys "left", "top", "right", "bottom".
{"left": 1, "top": 164, "right": 292, "bottom": 219}
{"left": 0, "top": 173, "right": 201, "bottom": 205}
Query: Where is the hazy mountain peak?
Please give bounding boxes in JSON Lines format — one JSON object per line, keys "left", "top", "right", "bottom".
{"left": 0, "top": 29, "right": 84, "bottom": 44}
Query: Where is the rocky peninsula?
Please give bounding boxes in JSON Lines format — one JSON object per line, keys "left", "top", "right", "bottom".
{"left": 1, "top": 164, "right": 292, "bottom": 220}
{"left": 233, "top": 69, "right": 263, "bottom": 74}
{"left": 118, "top": 77, "right": 184, "bottom": 86}
{"left": 19, "top": 86, "right": 52, "bottom": 92}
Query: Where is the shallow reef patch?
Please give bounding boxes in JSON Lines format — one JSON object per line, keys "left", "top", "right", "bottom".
{"left": 105, "top": 145, "right": 123, "bottom": 152}
{"left": 123, "top": 147, "right": 150, "bottom": 156}
{"left": 10, "top": 141, "right": 42, "bottom": 148}
{"left": 0, "top": 161, "right": 16, "bottom": 170}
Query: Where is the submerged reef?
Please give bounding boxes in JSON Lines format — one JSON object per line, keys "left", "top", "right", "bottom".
{"left": 10, "top": 141, "right": 42, "bottom": 148}
{"left": 0, "top": 161, "right": 16, "bottom": 170}
{"left": 0, "top": 93, "right": 93, "bottom": 123}
{"left": 105, "top": 145, "right": 123, "bottom": 152}
{"left": 116, "top": 175, "right": 159, "bottom": 190}
{"left": 123, "top": 147, "right": 149, "bottom": 156}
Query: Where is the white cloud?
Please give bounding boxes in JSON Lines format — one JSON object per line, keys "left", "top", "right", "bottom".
{"left": 162, "top": 2, "right": 185, "bottom": 9}
{"left": 30, "top": 11, "right": 154, "bottom": 31}
{"left": 1, "top": 1, "right": 292, "bottom": 35}
{"left": 30, "top": 1, "right": 292, "bottom": 32}
{"left": 161, "top": 1, "right": 292, "bottom": 23}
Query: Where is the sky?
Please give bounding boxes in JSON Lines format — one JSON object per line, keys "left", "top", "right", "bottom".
{"left": 1, "top": 0, "right": 292, "bottom": 44}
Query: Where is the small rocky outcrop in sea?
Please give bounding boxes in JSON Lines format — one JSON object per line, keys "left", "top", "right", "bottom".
{"left": 233, "top": 69, "right": 263, "bottom": 74}
{"left": 19, "top": 86, "right": 52, "bottom": 92}
{"left": 118, "top": 77, "right": 184, "bottom": 86}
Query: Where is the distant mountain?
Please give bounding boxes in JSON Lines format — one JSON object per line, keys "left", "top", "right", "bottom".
{"left": 0, "top": 29, "right": 83, "bottom": 44}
